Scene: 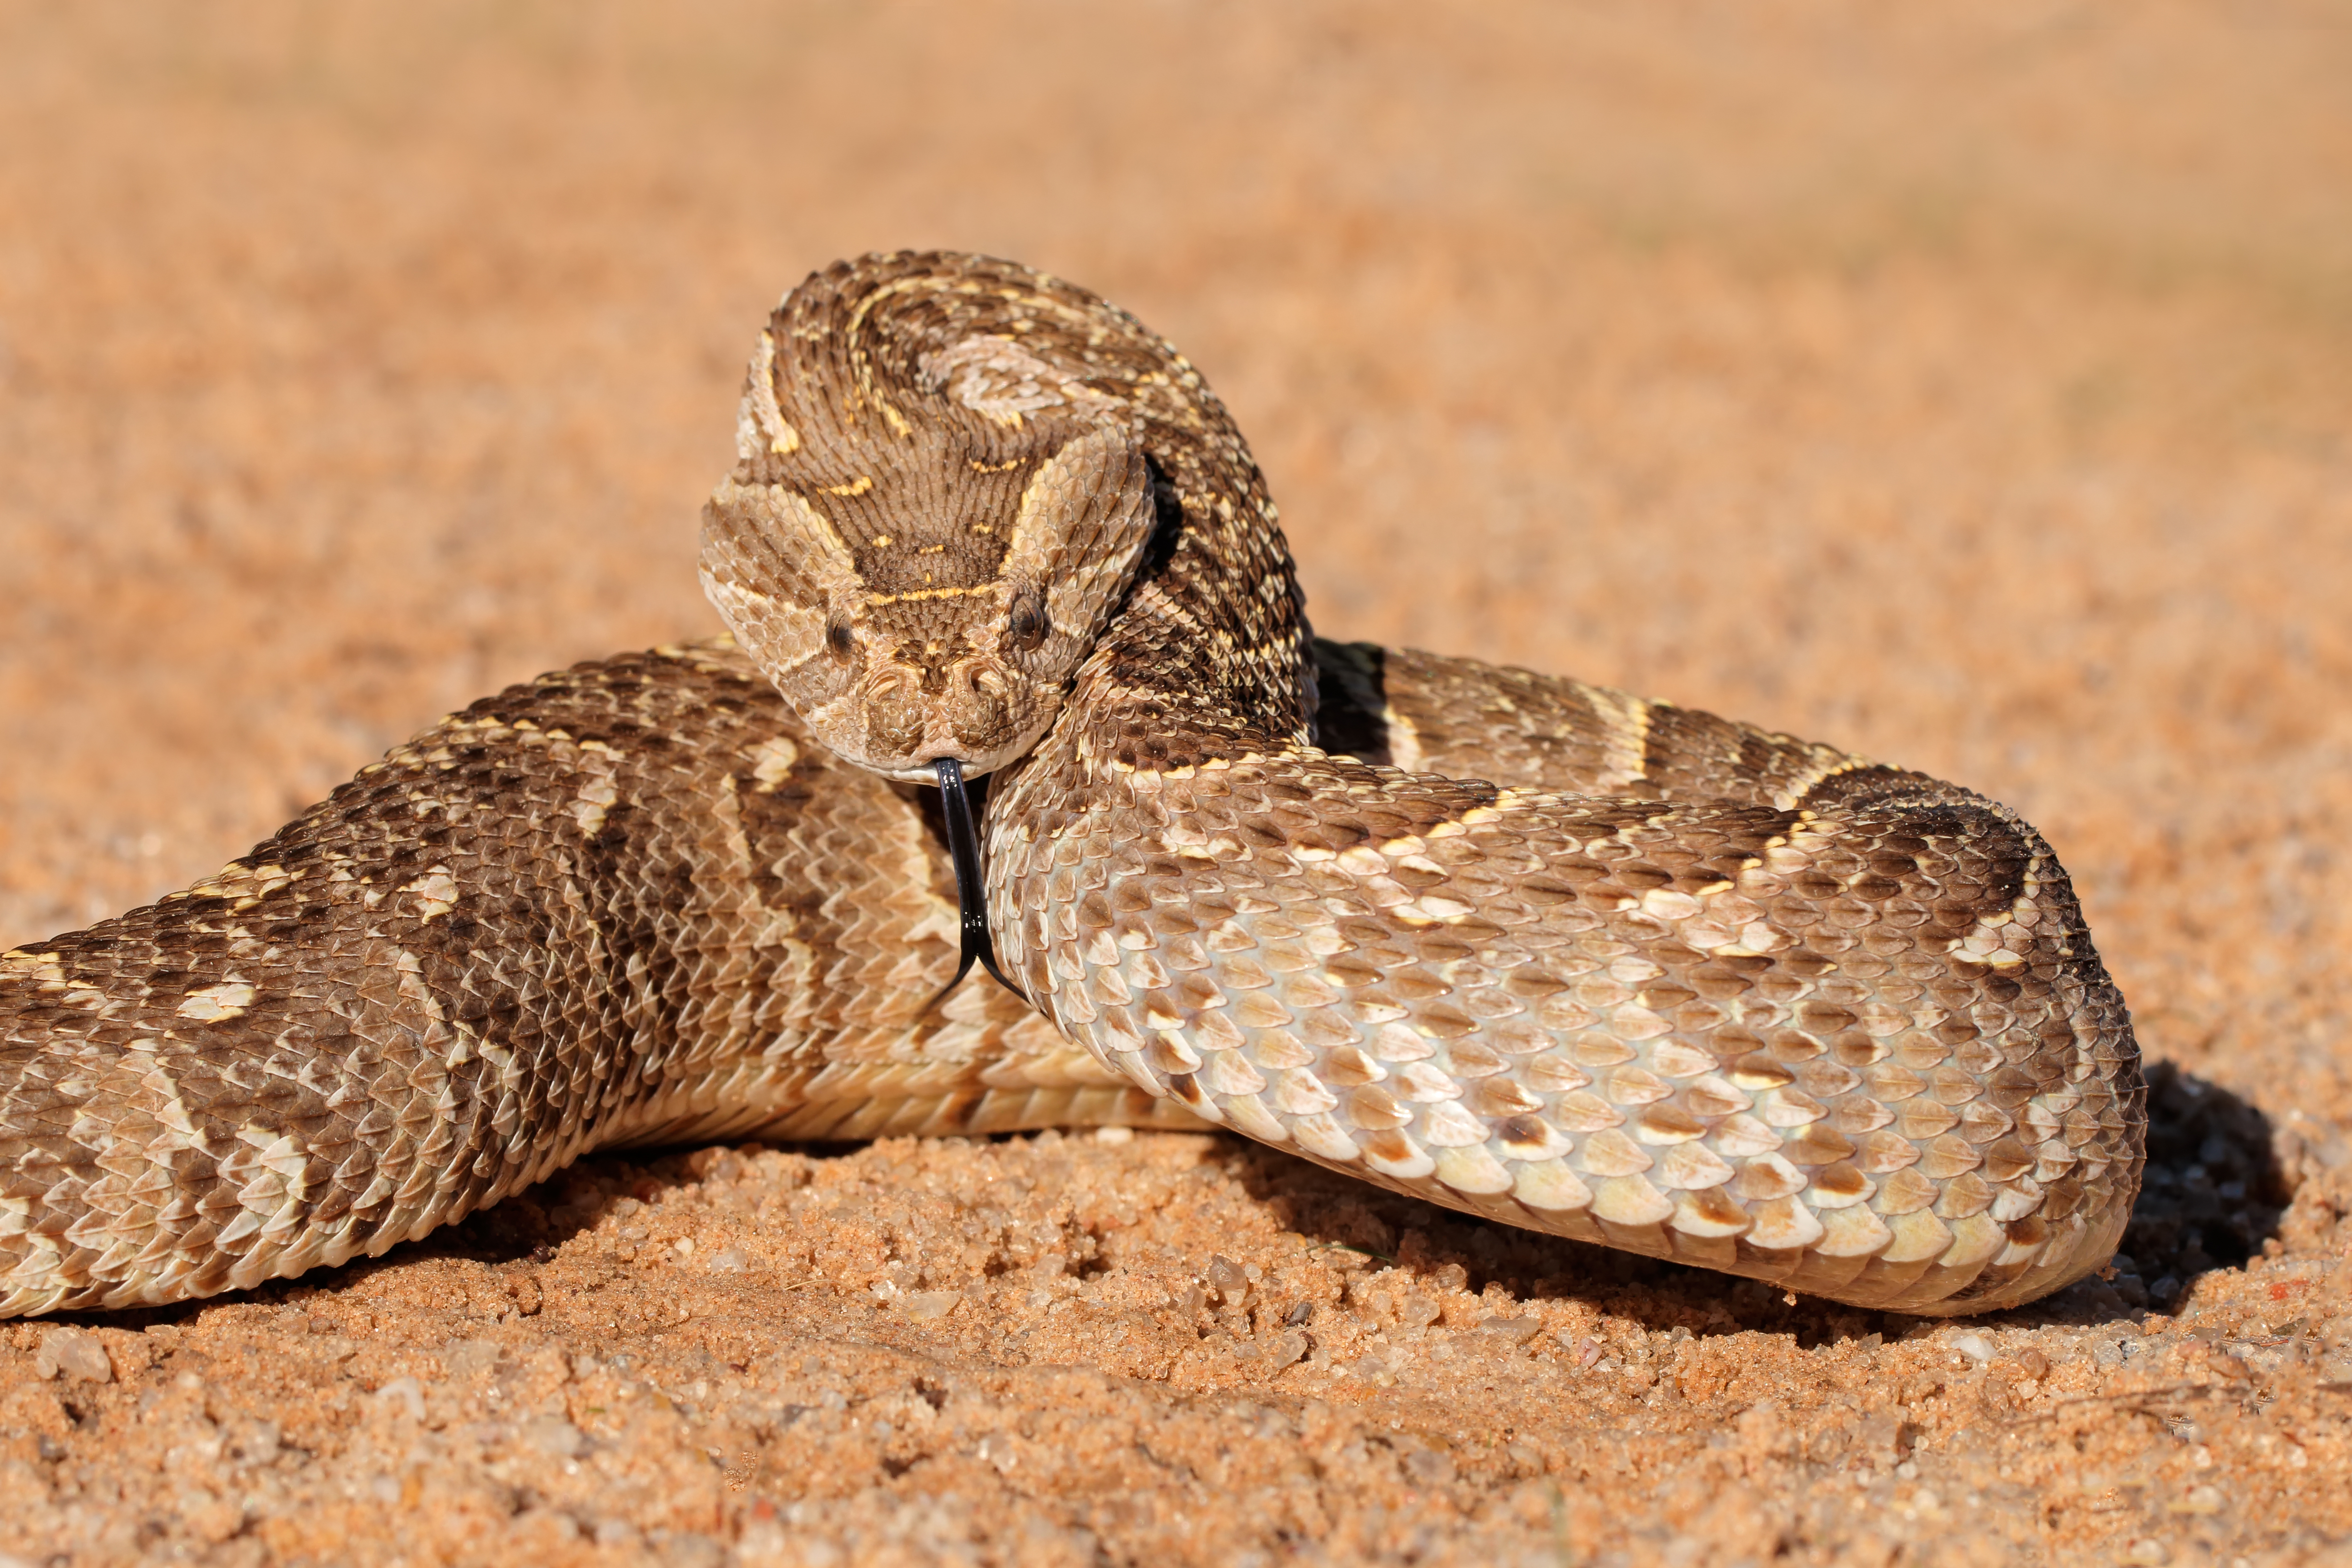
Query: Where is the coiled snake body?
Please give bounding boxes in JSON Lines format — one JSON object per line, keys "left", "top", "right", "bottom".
{"left": 0, "top": 254, "right": 2141, "bottom": 1319}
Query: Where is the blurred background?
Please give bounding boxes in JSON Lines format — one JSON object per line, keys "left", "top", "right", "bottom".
{"left": 1, "top": 1, "right": 2348, "bottom": 1127}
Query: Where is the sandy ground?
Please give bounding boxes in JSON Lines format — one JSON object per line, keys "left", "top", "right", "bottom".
{"left": 4, "top": 2, "right": 2352, "bottom": 1563}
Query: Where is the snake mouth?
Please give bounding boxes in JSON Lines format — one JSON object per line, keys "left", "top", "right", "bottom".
{"left": 930, "top": 757, "right": 1027, "bottom": 1008}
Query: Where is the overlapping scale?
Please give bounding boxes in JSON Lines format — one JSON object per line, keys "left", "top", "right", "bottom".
{"left": 994, "top": 645, "right": 2141, "bottom": 1313}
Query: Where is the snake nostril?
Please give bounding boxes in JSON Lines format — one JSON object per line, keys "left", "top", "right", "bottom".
{"left": 864, "top": 671, "right": 929, "bottom": 757}
{"left": 951, "top": 663, "right": 1014, "bottom": 750}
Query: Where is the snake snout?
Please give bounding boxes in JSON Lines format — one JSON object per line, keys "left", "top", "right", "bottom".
{"left": 853, "top": 655, "right": 1040, "bottom": 778}
{"left": 863, "top": 668, "right": 931, "bottom": 759}
{"left": 949, "top": 661, "right": 1016, "bottom": 752}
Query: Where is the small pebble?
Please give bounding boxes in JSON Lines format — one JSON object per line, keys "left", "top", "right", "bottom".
{"left": 33, "top": 1327, "right": 112, "bottom": 1384}
{"left": 373, "top": 1377, "right": 426, "bottom": 1421}
{"left": 2172, "top": 1484, "right": 2227, "bottom": 1516}
{"left": 523, "top": 1416, "right": 588, "bottom": 1458}
{"left": 1403, "top": 1448, "right": 1456, "bottom": 1487}
{"left": 515, "top": 1508, "right": 579, "bottom": 1541}
{"left": 1480, "top": 1315, "right": 1543, "bottom": 1345}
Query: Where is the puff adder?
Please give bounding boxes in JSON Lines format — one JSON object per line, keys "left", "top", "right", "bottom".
{"left": 0, "top": 253, "right": 2142, "bottom": 1318}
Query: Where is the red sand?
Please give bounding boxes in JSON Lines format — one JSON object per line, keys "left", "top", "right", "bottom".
{"left": 2, "top": 5, "right": 2349, "bottom": 1563}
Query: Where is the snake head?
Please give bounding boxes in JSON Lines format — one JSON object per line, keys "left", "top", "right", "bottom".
{"left": 700, "top": 305, "right": 1160, "bottom": 782}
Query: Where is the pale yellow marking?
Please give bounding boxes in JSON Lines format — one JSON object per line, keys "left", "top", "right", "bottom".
{"left": 1770, "top": 751, "right": 1876, "bottom": 811}
{"left": 969, "top": 457, "right": 1022, "bottom": 473}
{"left": 401, "top": 868, "right": 460, "bottom": 921}
{"left": 1579, "top": 683, "right": 1653, "bottom": 790}
{"left": 1409, "top": 893, "right": 1477, "bottom": 923}
{"left": 1385, "top": 709, "right": 1426, "bottom": 774}
{"left": 697, "top": 775, "right": 806, "bottom": 1062}
{"left": 0, "top": 949, "right": 66, "bottom": 987}
{"left": 738, "top": 330, "right": 801, "bottom": 458}
{"left": 863, "top": 583, "right": 999, "bottom": 607}
{"left": 244, "top": 1126, "right": 313, "bottom": 1185}
{"left": 569, "top": 774, "right": 619, "bottom": 837}
{"left": 1947, "top": 892, "right": 2036, "bottom": 969}
{"left": 176, "top": 981, "right": 256, "bottom": 1023}
{"left": 841, "top": 273, "right": 957, "bottom": 437}
{"left": 824, "top": 476, "right": 874, "bottom": 497}
{"left": 871, "top": 534, "right": 892, "bottom": 548}
{"left": 1639, "top": 888, "right": 1701, "bottom": 920}
{"left": 188, "top": 861, "right": 301, "bottom": 911}
{"left": 1712, "top": 920, "right": 1792, "bottom": 957}
{"left": 748, "top": 737, "right": 799, "bottom": 792}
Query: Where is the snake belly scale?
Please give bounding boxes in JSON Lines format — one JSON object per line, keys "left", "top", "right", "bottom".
{"left": 0, "top": 252, "right": 2142, "bottom": 1319}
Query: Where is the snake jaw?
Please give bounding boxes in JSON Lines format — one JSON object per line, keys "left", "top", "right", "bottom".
{"left": 930, "top": 756, "right": 1028, "bottom": 1008}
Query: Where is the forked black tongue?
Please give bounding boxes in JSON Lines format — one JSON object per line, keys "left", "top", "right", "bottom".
{"left": 931, "top": 757, "right": 1026, "bottom": 1007}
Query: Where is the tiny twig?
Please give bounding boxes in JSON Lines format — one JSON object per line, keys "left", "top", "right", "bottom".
{"left": 1310, "top": 1241, "right": 1397, "bottom": 1266}
{"left": 2000, "top": 1380, "right": 2249, "bottom": 1427}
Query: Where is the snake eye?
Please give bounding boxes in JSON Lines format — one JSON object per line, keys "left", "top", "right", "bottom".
{"left": 1006, "top": 592, "right": 1050, "bottom": 652}
{"left": 825, "top": 617, "right": 857, "bottom": 664}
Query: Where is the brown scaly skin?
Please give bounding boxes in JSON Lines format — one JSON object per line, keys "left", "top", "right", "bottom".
{"left": 714, "top": 254, "right": 2142, "bottom": 1314}
{"left": 0, "top": 639, "right": 1200, "bottom": 1316}
{"left": 1016, "top": 639, "right": 2143, "bottom": 1312}
{"left": 1, "top": 254, "right": 2140, "bottom": 1316}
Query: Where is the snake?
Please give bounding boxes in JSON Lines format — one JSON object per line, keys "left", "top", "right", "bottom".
{"left": 0, "top": 252, "right": 2143, "bottom": 1320}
